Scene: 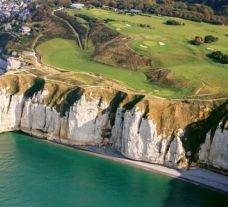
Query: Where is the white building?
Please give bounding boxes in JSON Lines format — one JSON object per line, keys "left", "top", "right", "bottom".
{"left": 70, "top": 3, "right": 84, "bottom": 9}
{"left": 129, "top": 9, "right": 142, "bottom": 14}
{"left": 21, "top": 26, "right": 31, "bottom": 35}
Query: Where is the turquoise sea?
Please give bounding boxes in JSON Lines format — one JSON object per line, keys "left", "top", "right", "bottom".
{"left": 0, "top": 132, "right": 227, "bottom": 207}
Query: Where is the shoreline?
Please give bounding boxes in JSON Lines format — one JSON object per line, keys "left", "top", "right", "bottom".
{"left": 2, "top": 131, "right": 228, "bottom": 194}
{"left": 45, "top": 139, "right": 228, "bottom": 194}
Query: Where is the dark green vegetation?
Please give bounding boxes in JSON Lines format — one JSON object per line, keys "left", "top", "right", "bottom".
{"left": 73, "top": 0, "right": 228, "bottom": 25}
{"left": 204, "top": 35, "right": 219, "bottom": 43}
{"left": 190, "top": 36, "right": 205, "bottom": 45}
{"left": 0, "top": 132, "right": 227, "bottom": 207}
{"left": 0, "top": 33, "right": 14, "bottom": 54}
{"left": 165, "top": 19, "right": 185, "bottom": 25}
{"left": 208, "top": 51, "right": 228, "bottom": 64}
{"left": 191, "top": 35, "right": 219, "bottom": 45}
{"left": 0, "top": 33, "right": 13, "bottom": 48}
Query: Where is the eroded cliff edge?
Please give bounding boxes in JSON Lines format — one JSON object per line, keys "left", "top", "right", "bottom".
{"left": 0, "top": 74, "right": 227, "bottom": 172}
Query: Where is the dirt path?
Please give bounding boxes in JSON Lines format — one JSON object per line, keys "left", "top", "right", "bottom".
{"left": 52, "top": 8, "right": 82, "bottom": 49}
{"left": 195, "top": 81, "right": 206, "bottom": 95}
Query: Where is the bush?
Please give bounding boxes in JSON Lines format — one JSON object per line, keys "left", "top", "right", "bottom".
{"left": 139, "top": 24, "right": 151, "bottom": 28}
{"left": 104, "top": 18, "right": 114, "bottom": 23}
{"left": 165, "top": 20, "right": 185, "bottom": 25}
{"left": 208, "top": 51, "right": 228, "bottom": 64}
{"left": 190, "top": 36, "right": 204, "bottom": 45}
{"left": 204, "top": 35, "right": 218, "bottom": 43}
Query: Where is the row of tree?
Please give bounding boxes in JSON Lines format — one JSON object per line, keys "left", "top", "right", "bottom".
{"left": 190, "top": 35, "right": 218, "bottom": 45}
{"left": 71, "top": 0, "right": 228, "bottom": 24}
{"left": 25, "top": 0, "right": 228, "bottom": 25}
{"left": 179, "top": 0, "right": 228, "bottom": 16}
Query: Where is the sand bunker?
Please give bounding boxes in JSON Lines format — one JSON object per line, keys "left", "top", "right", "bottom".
{"left": 207, "top": 47, "right": 216, "bottom": 51}
{"left": 159, "top": 42, "right": 165, "bottom": 46}
{"left": 140, "top": 45, "right": 148, "bottom": 49}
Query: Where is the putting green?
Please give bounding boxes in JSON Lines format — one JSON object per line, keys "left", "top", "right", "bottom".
{"left": 142, "top": 41, "right": 157, "bottom": 47}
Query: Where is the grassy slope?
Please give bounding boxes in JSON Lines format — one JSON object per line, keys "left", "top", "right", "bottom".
{"left": 66, "top": 8, "right": 228, "bottom": 96}
{"left": 37, "top": 38, "right": 186, "bottom": 97}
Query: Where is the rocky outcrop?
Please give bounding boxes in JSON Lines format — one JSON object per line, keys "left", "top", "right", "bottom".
{"left": 0, "top": 57, "right": 24, "bottom": 74}
{"left": 6, "top": 57, "right": 24, "bottom": 70}
{"left": 199, "top": 129, "right": 228, "bottom": 171}
{"left": 0, "top": 74, "right": 227, "bottom": 172}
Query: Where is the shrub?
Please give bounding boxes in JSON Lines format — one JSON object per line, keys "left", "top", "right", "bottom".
{"left": 208, "top": 51, "right": 228, "bottom": 64}
{"left": 204, "top": 35, "right": 218, "bottom": 43}
{"left": 104, "top": 18, "right": 114, "bottom": 23}
{"left": 165, "top": 20, "right": 184, "bottom": 25}
{"left": 139, "top": 24, "right": 151, "bottom": 28}
{"left": 190, "top": 36, "right": 204, "bottom": 45}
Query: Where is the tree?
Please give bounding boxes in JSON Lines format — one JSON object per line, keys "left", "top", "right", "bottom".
{"left": 165, "top": 19, "right": 184, "bottom": 25}
{"left": 222, "top": 6, "right": 228, "bottom": 16}
{"left": 190, "top": 36, "right": 204, "bottom": 45}
{"left": 208, "top": 51, "right": 228, "bottom": 64}
{"left": 204, "top": 35, "right": 218, "bottom": 43}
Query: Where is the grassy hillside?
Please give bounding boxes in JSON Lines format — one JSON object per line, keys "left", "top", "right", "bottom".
{"left": 36, "top": 8, "right": 228, "bottom": 97}
{"left": 37, "top": 38, "right": 187, "bottom": 97}
{"left": 65, "top": 8, "right": 228, "bottom": 96}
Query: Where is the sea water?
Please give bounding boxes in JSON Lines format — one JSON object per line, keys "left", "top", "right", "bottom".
{"left": 0, "top": 132, "right": 227, "bottom": 207}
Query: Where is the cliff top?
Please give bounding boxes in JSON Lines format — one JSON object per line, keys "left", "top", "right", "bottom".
{"left": 1, "top": 70, "right": 226, "bottom": 137}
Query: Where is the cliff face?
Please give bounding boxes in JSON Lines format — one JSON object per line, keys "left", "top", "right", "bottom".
{"left": 0, "top": 75, "right": 227, "bottom": 171}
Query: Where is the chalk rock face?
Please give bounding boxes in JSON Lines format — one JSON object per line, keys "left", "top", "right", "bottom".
{"left": 0, "top": 74, "right": 227, "bottom": 172}
{"left": 0, "top": 57, "right": 24, "bottom": 73}
{"left": 67, "top": 95, "right": 109, "bottom": 144}
{"left": 199, "top": 129, "right": 228, "bottom": 170}
{"left": 111, "top": 108, "right": 187, "bottom": 168}
{"left": 6, "top": 91, "right": 110, "bottom": 145}
{"left": 0, "top": 92, "right": 24, "bottom": 132}
{"left": 0, "top": 90, "right": 123, "bottom": 148}
{"left": 7, "top": 57, "right": 23, "bottom": 70}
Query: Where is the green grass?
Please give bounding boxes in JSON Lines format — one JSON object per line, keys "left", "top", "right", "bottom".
{"left": 37, "top": 38, "right": 187, "bottom": 97}
{"left": 66, "top": 8, "right": 228, "bottom": 96}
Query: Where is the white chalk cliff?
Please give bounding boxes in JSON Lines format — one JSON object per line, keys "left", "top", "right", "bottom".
{"left": 0, "top": 75, "right": 227, "bottom": 172}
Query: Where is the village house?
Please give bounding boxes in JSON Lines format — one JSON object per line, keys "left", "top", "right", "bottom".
{"left": 70, "top": 3, "right": 85, "bottom": 9}
{"left": 0, "top": 0, "right": 34, "bottom": 23}
{"left": 129, "top": 9, "right": 142, "bottom": 14}
{"left": 20, "top": 26, "right": 31, "bottom": 35}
